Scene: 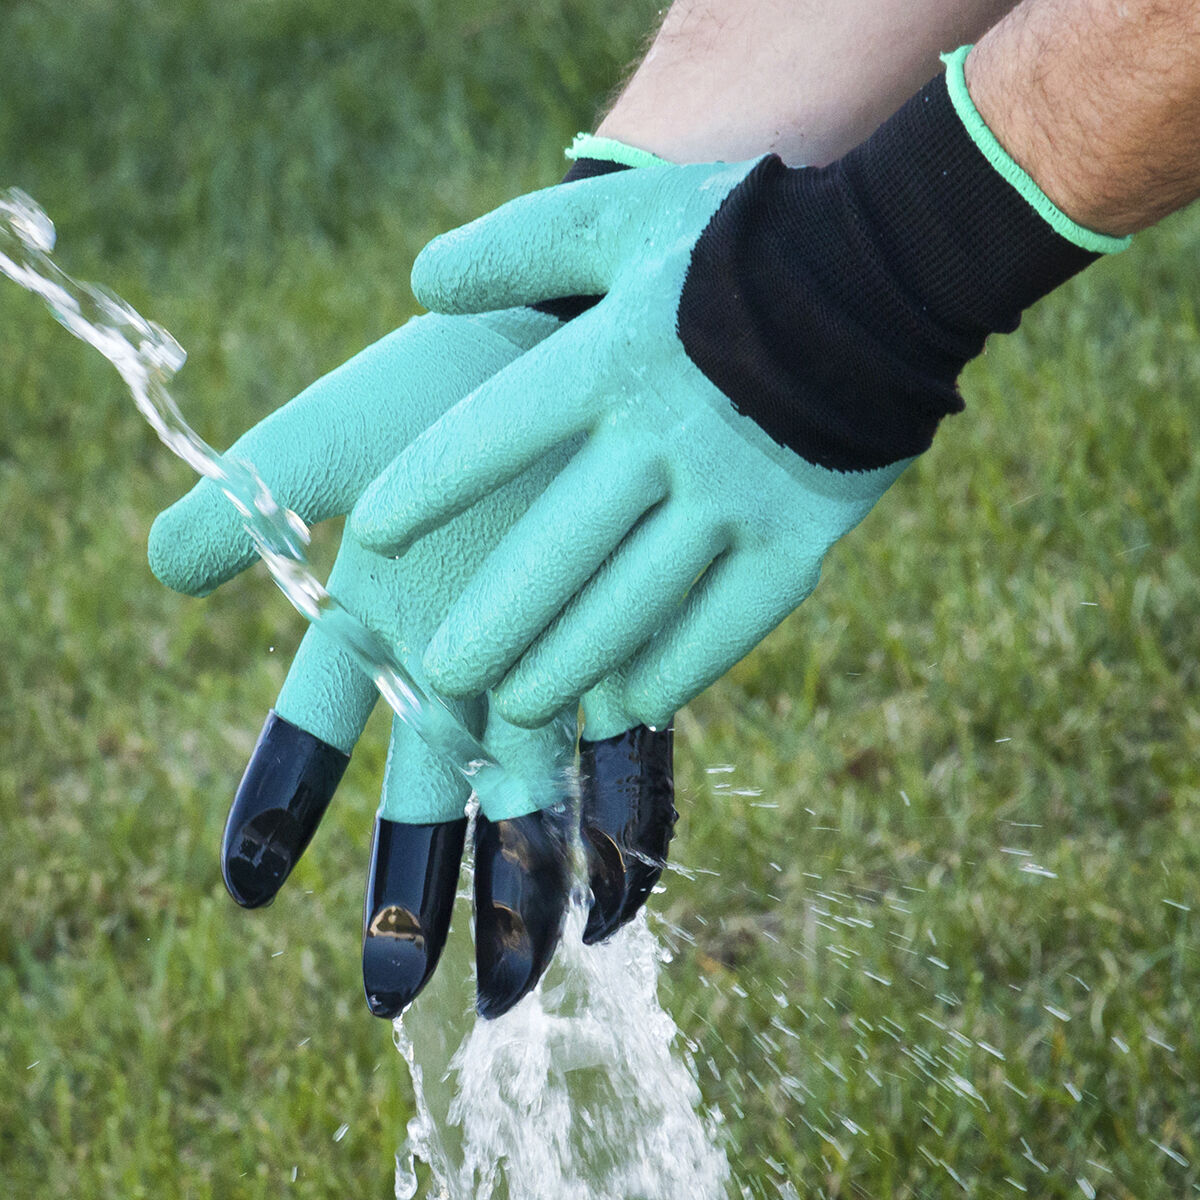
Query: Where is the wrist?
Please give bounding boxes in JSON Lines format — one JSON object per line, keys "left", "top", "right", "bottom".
{"left": 960, "top": 0, "right": 1200, "bottom": 240}
{"left": 951, "top": 45, "right": 1131, "bottom": 250}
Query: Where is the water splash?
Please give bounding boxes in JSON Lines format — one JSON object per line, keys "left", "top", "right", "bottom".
{"left": 0, "top": 186, "right": 525, "bottom": 808}
{"left": 393, "top": 890, "right": 731, "bottom": 1200}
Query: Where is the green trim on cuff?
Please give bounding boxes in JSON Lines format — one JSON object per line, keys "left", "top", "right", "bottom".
{"left": 566, "top": 133, "right": 670, "bottom": 170}
{"left": 941, "top": 45, "right": 1131, "bottom": 255}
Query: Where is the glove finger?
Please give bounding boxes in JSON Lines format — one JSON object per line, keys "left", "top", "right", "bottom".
{"left": 409, "top": 169, "right": 662, "bottom": 313}
{"left": 221, "top": 625, "right": 378, "bottom": 908}
{"left": 221, "top": 709, "right": 352, "bottom": 909}
{"left": 351, "top": 310, "right": 615, "bottom": 557}
{"left": 376, "top": 693, "right": 483, "bottom": 825}
{"left": 475, "top": 705, "right": 577, "bottom": 822}
{"left": 276, "top": 622, "right": 381, "bottom": 755}
{"left": 472, "top": 705, "right": 575, "bottom": 1018}
{"left": 150, "top": 313, "right": 538, "bottom": 597}
{"left": 577, "top": 717, "right": 676, "bottom": 946}
{"left": 489, "top": 504, "right": 726, "bottom": 728}
{"left": 362, "top": 815, "right": 467, "bottom": 1019}
{"left": 362, "top": 695, "right": 485, "bottom": 1018}
{"left": 149, "top": 345, "right": 401, "bottom": 596}
{"left": 623, "top": 548, "right": 822, "bottom": 726}
{"left": 420, "top": 433, "right": 669, "bottom": 701}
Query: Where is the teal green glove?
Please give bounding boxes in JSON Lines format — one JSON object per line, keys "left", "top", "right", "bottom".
{"left": 353, "top": 55, "right": 1120, "bottom": 732}
{"left": 151, "top": 308, "right": 585, "bottom": 1018}
{"left": 350, "top": 154, "right": 907, "bottom": 734}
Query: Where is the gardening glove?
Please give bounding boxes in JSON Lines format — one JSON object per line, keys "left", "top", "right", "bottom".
{"left": 150, "top": 307, "right": 577, "bottom": 1018}
{"left": 352, "top": 47, "right": 1128, "bottom": 734}
{"left": 149, "top": 188, "right": 675, "bottom": 1017}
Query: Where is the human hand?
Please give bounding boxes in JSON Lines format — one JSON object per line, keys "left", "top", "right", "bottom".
{"left": 349, "top": 155, "right": 911, "bottom": 738}
{"left": 149, "top": 304, "right": 674, "bottom": 1019}
{"left": 353, "top": 56, "right": 1125, "bottom": 734}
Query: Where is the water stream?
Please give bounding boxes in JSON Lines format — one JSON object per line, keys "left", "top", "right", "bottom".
{"left": 392, "top": 873, "right": 731, "bottom": 1200}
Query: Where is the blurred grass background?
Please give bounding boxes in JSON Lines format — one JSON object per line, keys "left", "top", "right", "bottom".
{"left": 2, "top": 1, "right": 1199, "bottom": 1196}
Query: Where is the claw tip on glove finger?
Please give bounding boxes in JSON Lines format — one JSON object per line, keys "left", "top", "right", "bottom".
{"left": 473, "top": 808, "right": 571, "bottom": 1019}
{"left": 579, "top": 724, "right": 677, "bottom": 945}
{"left": 221, "top": 712, "right": 349, "bottom": 908}
{"left": 362, "top": 816, "right": 467, "bottom": 1019}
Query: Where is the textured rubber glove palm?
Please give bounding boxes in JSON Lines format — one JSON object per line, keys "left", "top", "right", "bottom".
{"left": 151, "top": 308, "right": 589, "bottom": 1017}
{"left": 151, "top": 302, "right": 677, "bottom": 1017}
{"left": 354, "top": 56, "right": 1123, "bottom": 730}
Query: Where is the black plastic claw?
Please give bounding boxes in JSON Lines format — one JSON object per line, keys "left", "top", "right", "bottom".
{"left": 579, "top": 724, "right": 677, "bottom": 945}
{"left": 222, "top": 711, "right": 350, "bottom": 908}
{"left": 474, "top": 807, "right": 572, "bottom": 1019}
{"left": 362, "top": 816, "right": 467, "bottom": 1019}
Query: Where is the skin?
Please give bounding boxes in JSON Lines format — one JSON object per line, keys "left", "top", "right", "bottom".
{"left": 601, "top": 0, "right": 1200, "bottom": 234}
{"left": 597, "top": 0, "right": 1018, "bottom": 165}
{"left": 966, "top": 0, "right": 1200, "bottom": 235}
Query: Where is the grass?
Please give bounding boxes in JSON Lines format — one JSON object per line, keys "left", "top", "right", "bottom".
{"left": 2, "top": 1, "right": 1199, "bottom": 1196}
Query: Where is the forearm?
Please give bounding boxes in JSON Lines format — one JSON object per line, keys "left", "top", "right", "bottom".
{"left": 967, "top": 0, "right": 1200, "bottom": 236}
{"left": 597, "top": 0, "right": 1018, "bottom": 164}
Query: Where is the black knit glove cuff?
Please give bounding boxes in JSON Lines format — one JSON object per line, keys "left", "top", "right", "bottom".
{"left": 679, "top": 61, "right": 1120, "bottom": 472}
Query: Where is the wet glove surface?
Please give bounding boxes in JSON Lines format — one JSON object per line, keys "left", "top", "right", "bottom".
{"left": 149, "top": 300, "right": 672, "bottom": 1018}
{"left": 353, "top": 50, "right": 1126, "bottom": 732}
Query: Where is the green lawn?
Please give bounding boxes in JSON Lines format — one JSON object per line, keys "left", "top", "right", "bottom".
{"left": 3, "top": 2, "right": 1199, "bottom": 1196}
